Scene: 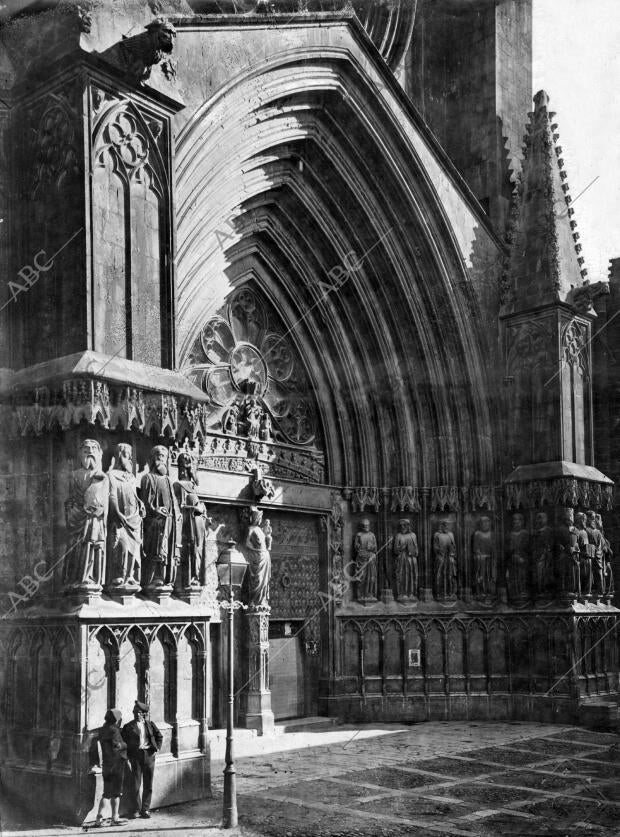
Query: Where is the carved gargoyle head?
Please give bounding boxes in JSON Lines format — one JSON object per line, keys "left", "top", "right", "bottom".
{"left": 145, "top": 17, "right": 177, "bottom": 56}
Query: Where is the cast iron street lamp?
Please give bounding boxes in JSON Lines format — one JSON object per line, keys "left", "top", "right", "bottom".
{"left": 216, "top": 539, "right": 248, "bottom": 829}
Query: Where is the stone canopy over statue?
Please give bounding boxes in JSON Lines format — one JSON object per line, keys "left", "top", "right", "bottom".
{"left": 140, "top": 445, "right": 182, "bottom": 591}
{"left": 64, "top": 439, "right": 109, "bottom": 591}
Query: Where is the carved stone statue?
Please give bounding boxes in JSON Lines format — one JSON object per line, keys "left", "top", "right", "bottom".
{"left": 262, "top": 518, "right": 273, "bottom": 551}
{"left": 64, "top": 439, "right": 109, "bottom": 590}
{"left": 107, "top": 443, "right": 144, "bottom": 588}
{"left": 259, "top": 412, "right": 273, "bottom": 442}
{"left": 472, "top": 516, "right": 495, "bottom": 598}
{"left": 433, "top": 519, "right": 457, "bottom": 599}
{"left": 140, "top": 445, "right": 182, "bottom": 590}
{"left": 596, "top": 513, "right": 615, "bottom": 599}
{"left": 506, "top": 513, "right": 529, "bottom": 601}
{"left": 392, "top": 519, "right": 418, "bottom": 600}
{"left": 174, "top": 452, "right": 208, "bottom": 589}
{"left": 585, "top": 510, "right": 605, "bottom": 598}
{"left": 245, "top": 397, "right": 262, "bottom": 439}
{"left": 575, "top": 511, "right": 592, "bottom": 599}
{"left": 354, "top": 518, "right": 378, "bottom": 602}
{"left": 556, "top": 507, "right": 579, "bottom": 597}
{"left": 222, "top": 402, "right": 240, "bottom": 436}
{"left": 245, "top": 506, "right": 271, "bottom": 608}
{"left": 532, "top": 511, "right": 554, "bottom": 596}
{"left": 248, "top": 463, "right": 275, "bottom": 501}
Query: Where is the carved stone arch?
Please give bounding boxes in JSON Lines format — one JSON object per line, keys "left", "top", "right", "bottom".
{"left": 152, "top": 623, "right": 177, "bottom": 650}
{"left": 175, "top": 51, "right": 499, "bottom": 489}
{"left": 447, "top": 618, "right": 467, "bottom": 685}
{"left": 34, "top": 628, "right": 56, "bottom": 731}
{"left": 177, "top": 623, "right": 204, "bottom": 726}
{"left": 468, "top": 617, "right": 489, "bottom": 637}
{"left": 488, "top": 617, "right": 509, "bottom": 681}
{"left": 149, "top": 624, "right": 176, "bottom": 730}
{"left": 364, "top": 618, "right": 384, "bottom": 636}
{"left": 561, "top": 318, "right": 589, "bottom": 379}
{"left": 342, "top": 619, "right": 362, "bottom": 635}
{"left": 181, "top": 621, "right": 205, "bottom": 651}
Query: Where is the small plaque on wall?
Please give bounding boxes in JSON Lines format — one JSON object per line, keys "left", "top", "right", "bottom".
{"left": 407, "top": 649, "right": 421, "bottom": 668}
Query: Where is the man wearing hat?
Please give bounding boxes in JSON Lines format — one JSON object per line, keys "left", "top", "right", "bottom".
{"left": 121, "top": 701, "right": 163, "bottom": 819}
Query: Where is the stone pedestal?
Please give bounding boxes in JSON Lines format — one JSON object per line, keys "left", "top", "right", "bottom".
{"left": 0, "top": 600, "right": 213, "bottom": 824}
{"left": 240, "top": 608, "right": 274, "bottom": 735}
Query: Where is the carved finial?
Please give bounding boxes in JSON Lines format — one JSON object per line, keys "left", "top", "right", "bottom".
{"left": 533, "top": 89, "right": 550, "bottom": 109}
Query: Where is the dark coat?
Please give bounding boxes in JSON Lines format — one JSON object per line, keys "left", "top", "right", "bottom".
{"left": 91, "top": 723, "right": 128, "bottom": 773}
{"left": 121, "top": 719, "right": 163, "bottom": 759}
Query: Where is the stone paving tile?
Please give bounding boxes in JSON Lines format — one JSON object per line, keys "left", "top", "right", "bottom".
{"left": 458, "top": 745, "right": 547, "bottom": 766}
{"left": 409, "top": 756, "right": 493, "bottom": 777}
{"left": 279, "top": 778, "right": 381, "bottom": 802}
{"left": 548, "top": 728, "right": 620, "bottom": 746}
{"left": 511, "top": 737, "right": 604, "bottom": 757}
{"left": 466, "top": 810, "right": 599, "bottom": 836}
{"left": 428, "top": 781, "right": 533, "bottom": 807}
{"left": 343, "top": 765, "right": 453, "bottom": 789}
{"left": 484, "top": 767, "right": 604, "bottom": 793}
{"left": 519, "top": 795, "right": 620, "bottom": 829}
{"left": 574, "top": 746, "right": 620, "bottom": 763}
{"left": 559, "top": 757, "right": 620, "bottom": 779}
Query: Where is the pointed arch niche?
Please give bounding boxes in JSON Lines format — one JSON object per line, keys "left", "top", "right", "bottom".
{"left": 91, "top": 98, "right": 172, "bottom": 367}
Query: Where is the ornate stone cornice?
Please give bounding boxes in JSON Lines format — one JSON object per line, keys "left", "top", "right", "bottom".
{"left": 505, "top": 478, "right": 613, "bottom": 511}
{"left": 344, "top": 484, "right": 497, "bottom": 514}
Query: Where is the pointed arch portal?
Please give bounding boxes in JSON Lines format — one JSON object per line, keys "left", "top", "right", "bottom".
{"left": 175, "top": 49, "right": 497, "bottom": 491}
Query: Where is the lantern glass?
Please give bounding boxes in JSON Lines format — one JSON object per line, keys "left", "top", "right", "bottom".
{"left": 217, "top": 539, "right": 248, "bottom": 593}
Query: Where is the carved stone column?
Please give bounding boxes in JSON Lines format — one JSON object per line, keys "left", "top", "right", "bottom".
{"left": 419, "top": 489, "right": 433, "bottom": 601}
{"left": 379, "top": 488, "right": 394, "bottom": 604}
{"left": 240, "top": 606, "right": 274, "bottom": 735}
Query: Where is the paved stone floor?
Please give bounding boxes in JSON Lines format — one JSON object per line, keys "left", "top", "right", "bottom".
{"left": 3, "top": 722, "right": 620, "bottom": 836}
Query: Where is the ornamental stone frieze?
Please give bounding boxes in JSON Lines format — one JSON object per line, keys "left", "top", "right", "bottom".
{"left": 505, "top": 478, "right": 613, "bottom": 511}
{"left": 345, "top": 484, "right": 497, "bottom": 514}
{"left": 390, "top": 486, "right": 420, "bottom": 513}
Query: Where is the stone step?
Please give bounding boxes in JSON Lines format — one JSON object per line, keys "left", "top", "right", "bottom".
{"left": 578, "top": 700, "right": 620, "bottom": 731}
{"left": 275, "top": 716, "right": 339, "bottom": 734}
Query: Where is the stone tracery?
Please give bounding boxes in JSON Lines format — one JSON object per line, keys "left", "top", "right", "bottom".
{"left": 183, "top": 286, "right": 320, "bottom": 448}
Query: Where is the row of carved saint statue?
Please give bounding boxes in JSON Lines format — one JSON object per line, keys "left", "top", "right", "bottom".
{"left": 63, "top": 440, "right": 270, "bottom": 607}
{"left": 353, "top": 511, "right": 615, "bottom": 604}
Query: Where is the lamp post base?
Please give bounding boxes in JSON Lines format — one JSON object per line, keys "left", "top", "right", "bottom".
{"left": 222, "top": 765, "right": 238, "bottom": 828}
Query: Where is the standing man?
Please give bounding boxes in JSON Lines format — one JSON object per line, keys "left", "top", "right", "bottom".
{"left": 121, "top": 701, "right": 163, "bottom": 819}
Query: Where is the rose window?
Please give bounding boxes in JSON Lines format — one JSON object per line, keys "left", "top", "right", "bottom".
{"left": 185, "top": 288, "right": 318, "bottom": 446}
